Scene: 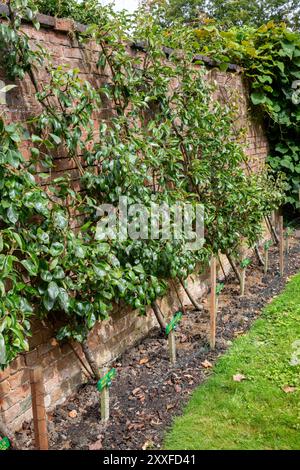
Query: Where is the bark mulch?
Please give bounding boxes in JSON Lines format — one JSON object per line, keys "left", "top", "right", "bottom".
{"left": 16, "top": 234, "right": 300, "bottom": 450}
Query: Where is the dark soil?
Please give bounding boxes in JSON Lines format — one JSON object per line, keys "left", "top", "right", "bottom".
{"left": 16, "top": 234, "right": 300, "bottom": 450}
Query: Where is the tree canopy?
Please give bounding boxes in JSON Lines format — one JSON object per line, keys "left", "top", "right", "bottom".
{"left": 151, "top": 0, "right": 300, "bottom": 29}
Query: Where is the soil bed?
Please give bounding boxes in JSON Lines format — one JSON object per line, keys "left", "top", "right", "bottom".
{"left": 17, "top": 234, "right": 300, "bottom": 450}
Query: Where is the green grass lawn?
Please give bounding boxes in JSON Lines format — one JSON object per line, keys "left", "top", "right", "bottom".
{"left": 164, "top": 273, "right": 300, "bottom": 450}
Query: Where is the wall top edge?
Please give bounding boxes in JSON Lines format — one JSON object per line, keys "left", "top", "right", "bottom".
{"left": 0, "top": 4, "right": 241, "bottom": 73}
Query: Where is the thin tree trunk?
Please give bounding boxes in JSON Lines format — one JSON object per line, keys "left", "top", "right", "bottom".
{"left": 265, "top": 215, "right": 279, "bottom": 245}
{"left": 179, "top": 280, "right": 202, "bottom": 311}
{"left": 217, "top": 253, "right": 227, "bottom": 281}
{"left": 81, "top": 341, "right": 100, "bottom": 380}
{"left": 225, "top": 251, "right": 242, "bottom": 285}
{"left": 69, "top": 342, "right": 94, "bottom": 379}
{"left": 151, "top": 301, "right": 167, "bottom": 331}
{"left": 255, "top": 244, "right": 264, "bottom": 266}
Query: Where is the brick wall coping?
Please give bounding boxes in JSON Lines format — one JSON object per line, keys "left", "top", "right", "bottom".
{"left": 0, "top": 3, "right": 241, "bottom": 73}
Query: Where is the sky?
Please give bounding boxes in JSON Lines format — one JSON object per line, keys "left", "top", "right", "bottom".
{"left": 100, "top": 0, "right": 140, "bottom": 12}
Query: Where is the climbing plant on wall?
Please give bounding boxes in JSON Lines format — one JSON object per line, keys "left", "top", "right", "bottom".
{"left": 0, "top": 2, "right": 285, "bottom": 371}
{"left": 191, "top": 21, "right": 300, "bottom": 207}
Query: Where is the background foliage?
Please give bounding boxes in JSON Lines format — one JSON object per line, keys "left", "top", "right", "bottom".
{"left": 189, "top": 22, "right": 300, "bottom": 207}
{"left": 150, "top": 0, "right": 300, "bottom": 29}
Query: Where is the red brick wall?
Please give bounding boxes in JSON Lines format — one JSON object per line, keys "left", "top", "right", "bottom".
{"left": 0, "top": 16, "right": 269, "bottom": 432}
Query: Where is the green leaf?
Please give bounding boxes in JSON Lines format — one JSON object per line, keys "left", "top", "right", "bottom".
{"left": 21, "top": 259, "right": 38, "bottom": 276}
{"left": 0, "top": 333, "right": 6, "bottom": 365}
{"left": 251, "top": 91, "right": 266, "bottom": 106}
{"left": 12, "top": 232, "right": 24, "bottom": 250}
{"left": 47, "top": 281, "right": 60, "bottom": 301}
{"left": 0, "top": 280, "right": 5, "bottom": 297}
{"left": 50, "top": 242, "right": 64, "bottom": 257}
{"left": 7, "top": 206, "right": 19, "bottom": 224}
{"left": 43, "top": 292, "right": 55, "bottom": 311}
{"left": 58, "top": 288, "right": 70, "bottom": 312}
{"left": 31, "top": 134, "right": 43, "bottom": 143}
{"left": 53, "top": 266, "right": 65, "bottom": 280}
{"left": 53, "top": 211, "right": 68, "bottom": 230}
{"left": 50, "top": 133, "right": 62, "bottom": 145}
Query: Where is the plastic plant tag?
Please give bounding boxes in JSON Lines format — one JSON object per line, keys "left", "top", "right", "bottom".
{"left": 97, "top": 368, "right": 116, "bottom": 392}
{"left": 165, "top": 311, "right": 183, "bottom": 336}
{"left": 0, "top": 437, "right": 10, "bottom": 450}
{"left": 216, "top": 282, "right": 224, "bottom": 296}
{"left": 240, "top": 258, "right": 251, "bottom": 269}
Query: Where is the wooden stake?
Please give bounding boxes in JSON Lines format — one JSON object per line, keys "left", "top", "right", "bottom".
{"left": 275, "top": 210, "right": 280, "bottom": 234}
{"left": 168, "top": 330, "right": 176, "bottom": 365}
{"left": 279, "top": 215, "right": 284, "bottom": 276}
{"left": 100, "top": 367, "right": 110, "bottom": 423}
{"left": 285, "top": 234, "right": 289, "bottom": 255}
{"left": 210, "top": 257, "right": 217, "bottom": 350}
{"left": 264, "top": 249, "right": 269, "bottom": 274}
{"left": 240, "top": 269, "right": 246, "bottom": 296}
{"left": 29, "top": 367, "right": 49, "bottom": 450}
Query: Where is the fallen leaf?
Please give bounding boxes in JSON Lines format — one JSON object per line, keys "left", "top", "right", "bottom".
{"left": 282, "top": 385, "right": 296, "bottom": 393}
{"left": 166, "top": 403, "right": 175, "bottom": 411}
{"left": 174, "top": 384, "right": 181, "bottom": 393}
{"left": 89, "top": 439, "right": 103, "bottom": 450}
{"left": 150, "top": 419, "right": 162, "bottom": 426}
{"left": 142, "top": 440, "right": 154, "bottom": 450}
{"left": 68, "top": 410, "right": 78, "bottom": 418}
{"left": 234, "top": 330, "right": 245, "bottom": 337}
{"left": 50, "top": 338, "right": 58, "bottom": 347}
{"left": 179, "top": 334, "right": 188, "bottom": 343}
{"left": 127, "top": 422, "right": 145, "bottom": 431}
{"left": 233, "top": 374, "right": 246, "bottom": 382}
{"left": 139, "top": 357, "right": 149, "bottom": 365}
{"left": 201, "top": 360, "right": 213, "bottom": 369}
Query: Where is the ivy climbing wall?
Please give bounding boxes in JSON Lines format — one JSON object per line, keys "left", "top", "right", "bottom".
{"left": 0, "top": 14, "right": 269, "bottom": 432}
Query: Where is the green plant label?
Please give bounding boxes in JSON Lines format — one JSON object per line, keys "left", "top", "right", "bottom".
{"left": 0, "top": 437, "right": 10, "bottom": 450}
{"left": 165, "top": 311, "right": 183, "bottom": 336}
{"left": 216, "top": 282, "right": 224, "bottom": 296}
{"left": 97, "top": 368, "right": 116, "bottom": 392}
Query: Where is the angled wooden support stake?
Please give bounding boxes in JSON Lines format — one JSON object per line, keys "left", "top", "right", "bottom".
{"left": 30, "top": 366, "right": 49, "bottom": 450}
{"left": 279, "top": 215, "right": 284, "bottom": 276}
{"left": 210, "top": 256, "right": 217, "bottom": 350}
{"left": 285, "top": 233, "right": 289, "bottom": 255}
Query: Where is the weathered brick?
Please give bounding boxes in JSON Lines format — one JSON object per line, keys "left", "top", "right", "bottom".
{"left": 8, "top": 370, "right": 29, "bottom": 391}
{"left": 24, "top": 350, "right": 39, "bottom": 367}
{"left": 54, "top": 18, "right": 75, "bottom": 32}
{"left": 0, "top": 379, "right": 11, "bottom": 399}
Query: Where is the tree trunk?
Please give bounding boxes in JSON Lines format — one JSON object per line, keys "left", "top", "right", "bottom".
{"left": 151, "top": 301, "right": 167, "bottom": 331}
{"left": 225, "top": 252, "right": 242, "bottom": 285}
{"left": 69, "top": 341, "right": 94, "bottom": 379}
{"left": 81, "top": 341, "right": 100, "bottom": 380}
{"left": 255, "top": 244, "right": 264, "bottom": 266}
{"left": 179, "top": 280, "right": 202, "bottom": 311}
{"left": 265, "top": 215, "right": 279, "bottom": 245}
